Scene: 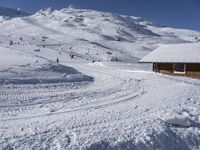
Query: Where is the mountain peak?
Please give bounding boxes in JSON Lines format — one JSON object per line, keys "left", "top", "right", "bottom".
{"left": 36, "top": 7, "right": 54, "bottom": 16}
{"left": 0, "top": 7, "right": 29, "bottom": 18}
{"left": 67, "top": 4, "right": 80, "bottom": 9}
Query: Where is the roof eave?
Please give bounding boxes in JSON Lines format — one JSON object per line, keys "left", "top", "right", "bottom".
{"left": 139, "top": 61, "right": 200, "bottom": 64}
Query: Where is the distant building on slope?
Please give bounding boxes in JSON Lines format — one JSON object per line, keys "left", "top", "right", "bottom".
{"left": 140, "top": 43, "right": 200, "bottom": 78}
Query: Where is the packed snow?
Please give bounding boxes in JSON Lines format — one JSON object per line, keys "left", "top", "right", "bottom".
{"left": 0, "top": 6, "right": 200, "bottom": 150}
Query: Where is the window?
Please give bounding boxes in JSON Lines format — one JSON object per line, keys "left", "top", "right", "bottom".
{"left": 173, "top": 64, "right": 186, "bottom": 74}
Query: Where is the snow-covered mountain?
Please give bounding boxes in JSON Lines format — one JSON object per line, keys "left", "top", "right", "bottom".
{"left": 0, "top": 6, "right": 199, "bottom": 63}
{"left": 0, "top": 7, "right": 29, "bottom": 19}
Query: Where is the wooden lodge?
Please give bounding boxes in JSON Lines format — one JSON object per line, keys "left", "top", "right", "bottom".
{"left": 140, "top": 43, "right": 200, "bottom": 78}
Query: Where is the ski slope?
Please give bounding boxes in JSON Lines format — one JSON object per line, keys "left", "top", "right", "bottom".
{"left": 0, "top": 6, "right": 200, "bottom": 150}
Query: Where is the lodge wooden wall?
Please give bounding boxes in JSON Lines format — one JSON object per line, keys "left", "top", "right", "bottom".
{"left": 186, "top": 64, "right": 200, "bottom": 78}
{"left": 153, "top": 63, "right": 200, "bottom": 78}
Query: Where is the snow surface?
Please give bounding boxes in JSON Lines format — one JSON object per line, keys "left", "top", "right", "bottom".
{"left": 140, "top": 42, "right": 200, "bottom": 63}
{"left": 0, "top": 6, "right": 200, "bottom": 150}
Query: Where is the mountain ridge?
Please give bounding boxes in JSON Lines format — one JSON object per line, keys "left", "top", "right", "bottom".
{"left": 0, "top": 6, "right": 29, "bottom": 18}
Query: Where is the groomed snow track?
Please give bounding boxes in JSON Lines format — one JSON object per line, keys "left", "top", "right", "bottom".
{"left": 0, "top": 63, "right": 146, "bottom": 121}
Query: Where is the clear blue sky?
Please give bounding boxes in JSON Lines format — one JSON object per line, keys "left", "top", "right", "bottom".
{"left": 0, "top": 0, "right": 199, "bottom": 31}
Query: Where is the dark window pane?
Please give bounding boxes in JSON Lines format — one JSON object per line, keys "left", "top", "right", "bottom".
{"left": 174, "top": 64, "right": 185, "bottom": 72}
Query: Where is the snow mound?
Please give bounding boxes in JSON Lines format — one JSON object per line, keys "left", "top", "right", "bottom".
{"left": 0, "top": 63, "right": 93, "bottom": 85}
{"left": 166, "top": 117, "right": 192, "bottom": 128}
{"left": 165, "top": 116, "right": 192, "bottom": 128}
{"left": 86, "top": 128, "right": 196, "bottom": 150}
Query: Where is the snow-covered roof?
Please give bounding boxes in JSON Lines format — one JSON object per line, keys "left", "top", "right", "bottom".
{"left": 140, "top": 43, "right": 200, "bottom": 63}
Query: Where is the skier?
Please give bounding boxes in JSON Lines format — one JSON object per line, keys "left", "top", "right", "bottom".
{"left": 56, "top": 58, "right": 59, "bottom": 64}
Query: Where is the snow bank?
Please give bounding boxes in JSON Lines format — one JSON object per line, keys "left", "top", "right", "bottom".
{"left": 0, "top": 63, "right": 93, "bottom": 85}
